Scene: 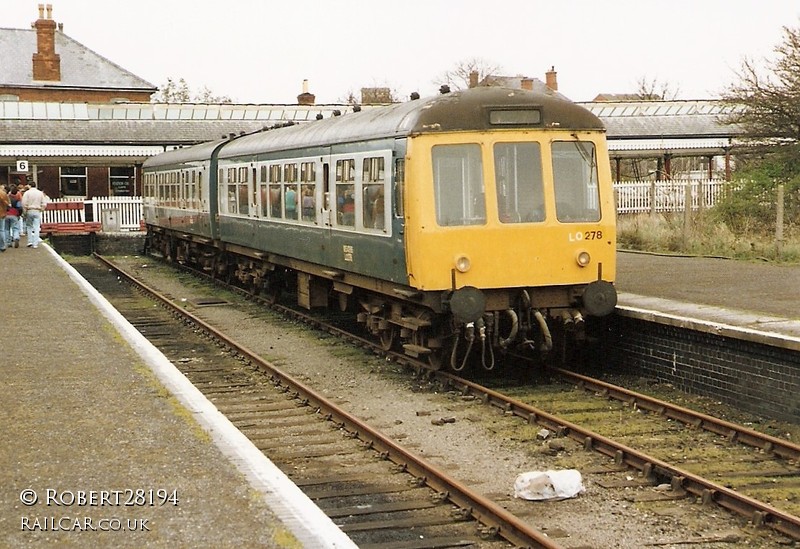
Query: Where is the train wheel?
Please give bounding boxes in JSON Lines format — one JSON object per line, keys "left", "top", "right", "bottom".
{"left": 162, "top": 237, "right": 175, "bottom": 262}
{"left": 263, "top": 272, "right": 284, "bottom": 305}
{"left": 379, "top": 325, "right": 396, "bottom": 351}
{"left": 338, "top": 292, "right": 348, "bottom": 312}
{"left": 427, "top": 348, "right": 444, "bottom": 370}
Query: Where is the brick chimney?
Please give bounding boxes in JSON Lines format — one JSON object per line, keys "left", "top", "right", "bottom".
{"left": 545, "top": 66, "right": 558, "bottom": 92}
{"left": 297, "top": 79, "right": 315, "bottom": 105}
{"left": 520, "top": 77, "right": 534, "bottom": 91}
{"left": 32, "top": 4, "right": 61, "bottom": 81}
{"left": 469, "top": 70, "right": 479, "bottom": 88}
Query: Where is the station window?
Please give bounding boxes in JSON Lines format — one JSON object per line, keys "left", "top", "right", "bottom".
{"left": 109, "top": 166, "right": 135, "bottom": 197}
{"left": 60, "top": 166, "right": 87, "bottom": 197}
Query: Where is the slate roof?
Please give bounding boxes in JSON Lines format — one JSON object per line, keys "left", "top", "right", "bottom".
{"left": 0, "top": 101, "right": 359, "bottom": 149}
{"left": 578, "top": 99, "right": 744, "bottom": 156}
{"left": 581, "top": 100, "right": 743, "bottom": 138}
{"left": 0, "top": 27, "right": 156, "bottom": 92}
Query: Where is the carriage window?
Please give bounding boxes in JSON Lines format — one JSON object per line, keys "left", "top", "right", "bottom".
{"left": 269, "top": 184, "right": 282, "bottom": 218}
{"left": 336, "top": 183, "right": 355, "bottom": 227}
{"left": 259, "top": 185, "right": 268, "bottom": 217}
{"left": 269, "top": 165, "right": 281, "bottom": 183}
{"left": 236, "top": 183, "right": 250, "bottom": 215}
{"left": 268, "top": 165, "right": 282, "bottom": 218}
{"left": 170, "top": 171, "right": 179, "bottom": 207}
{"left": 182, "top": 171, "right": 190, "bottom": 208}
{"left": 552, "top": 141, "right": 600, "bottom": 222}
{"left": 336, "top": 158, "right": 355, "bottom": 182}
{"left": 283, "top": 163, "right": 298, "bottom": 220}
{"left": 335, "top": 159, "right": 356, "bottom": 227}
{"left": 198, "top": 171, "right": 204, "bottom": 208}
{"left": 362, "top": 157, "right": 385, "bottom": 230}
{"left": 431, "top": 144, "right": 485, "bottom": 226}
{"left": 237, "top": 166, "right": 249, "bottom": 216}
{"left": 227, "top": 186, "right": 238, "bottom": 214}
{"left": 300, "top": 162, "right": 316, "bottom": 222}
{"left": 494, "top": 142, "right": 544, "bottom": 223}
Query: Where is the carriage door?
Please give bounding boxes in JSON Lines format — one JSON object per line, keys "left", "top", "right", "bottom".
{"left": 252, "top": 167, "right": 261, "bottom": 217}
{"left": 321, "top": 160, "right": 332, "bottom": 228}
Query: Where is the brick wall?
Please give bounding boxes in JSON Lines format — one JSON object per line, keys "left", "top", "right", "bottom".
{"left": 1, "top": 86, "right": 153, "bottom": 103}
{"left": 601, "top": 315, "right": 800, "bottom": 423}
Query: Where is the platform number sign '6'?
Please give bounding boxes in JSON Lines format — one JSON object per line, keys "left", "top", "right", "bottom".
{"left": 16, "top": 160, "right": 29, "bottom": 173}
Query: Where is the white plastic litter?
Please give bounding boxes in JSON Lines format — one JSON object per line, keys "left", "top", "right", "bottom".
{"left": 513, "top": 469, "right": 585, "bottom": 501}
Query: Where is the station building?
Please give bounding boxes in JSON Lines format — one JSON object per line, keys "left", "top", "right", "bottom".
{"left": 0, "top": 4, "right": 742, "bottom": 203}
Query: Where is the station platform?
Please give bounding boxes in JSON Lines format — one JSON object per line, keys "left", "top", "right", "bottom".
{"left": 615, "top": 250, "right": 800, "bottom": 350}
{"left": 1, "top": 240, "right": 356, "bottom": 548}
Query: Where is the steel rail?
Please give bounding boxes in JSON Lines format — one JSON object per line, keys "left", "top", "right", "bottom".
{"left": 551, "top": 366, "right": 800, "bottom": 462}
{"left": 95, "top": 255, "right": 562, "bottom": 549}
{"left": 434, "top": 371, "right": 800, "bottom": 541}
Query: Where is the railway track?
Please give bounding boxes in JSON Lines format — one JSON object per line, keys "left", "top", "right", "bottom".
{"left": 74, "top": 257, "right": 556, "bottom": 549}
{"left": 474, "top": 372, "right": 800, "bottom": 538}
{"left": 79, "top": 254, "right": 800, "bottom": 547}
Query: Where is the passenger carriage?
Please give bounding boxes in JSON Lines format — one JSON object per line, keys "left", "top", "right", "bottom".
{"left": 143, "top": 86, "right": 617, "bottom": 370}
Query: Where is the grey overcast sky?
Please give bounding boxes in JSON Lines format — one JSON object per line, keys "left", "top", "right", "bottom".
{"left": 6, "top": 0, "right": 800, "bottom": 104}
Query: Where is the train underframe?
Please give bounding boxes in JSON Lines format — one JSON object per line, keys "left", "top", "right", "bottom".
{"left": 146, "top": 228, "right": 613, "bottom": 372}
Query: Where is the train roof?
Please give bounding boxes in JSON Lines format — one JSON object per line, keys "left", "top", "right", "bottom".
{"left": 217, "top": 87, "right": 605, "bottom": 160}
{"left": 142, "top": 138, "right": 228, "bottom": 170}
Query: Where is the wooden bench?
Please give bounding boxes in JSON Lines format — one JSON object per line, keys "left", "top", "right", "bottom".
{"left": 41, "top": 221, "right": 103, "bottom": 236}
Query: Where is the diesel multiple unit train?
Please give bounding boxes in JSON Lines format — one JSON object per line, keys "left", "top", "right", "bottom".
{"left": 142, "top": 86, "right": 617, "bottom": 371}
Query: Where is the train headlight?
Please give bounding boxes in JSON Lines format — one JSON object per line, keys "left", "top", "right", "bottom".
{"left": 455, "top": 255, "right": 471, "bottom": 273}
{"left": 576, "top": 250, "right": 591, "bottom": 267}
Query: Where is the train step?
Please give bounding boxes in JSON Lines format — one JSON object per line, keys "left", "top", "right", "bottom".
{"left": 402, "top": 344, "right": 431, "bottom": 357}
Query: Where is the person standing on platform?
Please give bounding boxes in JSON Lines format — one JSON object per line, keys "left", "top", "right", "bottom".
{"left": 5, "top": 184, "right": 22, "bottom": 248}
{"left": 21, "top": 181, "right": 47, "bottom": 249}
{"left": 18, "top": 184, "right": 28, "bottom": 237}
{"left": 0, "top": 185, "right": 8, "bottom": 252}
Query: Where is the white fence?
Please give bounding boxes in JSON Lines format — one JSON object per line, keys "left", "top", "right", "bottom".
{"left": 614, "top": 179, "right": 728, "bottom": 214}
{"left": 43, "top": 196, "right": 143, "bottom": 231}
